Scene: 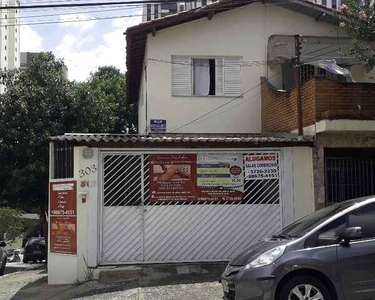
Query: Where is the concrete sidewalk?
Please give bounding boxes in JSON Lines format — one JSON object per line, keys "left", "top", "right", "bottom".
{"left": 0, "top": 267, "right": 223, "bottom": 300}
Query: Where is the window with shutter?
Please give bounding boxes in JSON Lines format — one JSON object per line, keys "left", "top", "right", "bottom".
{"left": 223, "top": 58, "right": 242, "bottom": 96}
{"left": 171, "top": 56, "right": 191, "bottom": 96}
{"left": 171, "top": 56, "right": 241, "bottom": 97}
{"left": 216, "top": 58, "right": 223, "bottom": 96}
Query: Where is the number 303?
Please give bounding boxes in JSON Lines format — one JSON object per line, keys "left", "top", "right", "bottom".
{"left": 79, "top": 165, "right": 97, "bottom": 178}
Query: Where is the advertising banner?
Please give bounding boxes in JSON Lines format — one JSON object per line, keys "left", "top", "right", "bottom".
{"left": 50, "top": 182, "right": 77, "bottom": 216}
{"left": 150, "top": 154, "right": 196, "bottom": 202}
{"left": 50, "top": 216, "right": 77, "bottom": 255}
{"left": 50, "top": 181, "right": 77, "bottom": 255}
{"left": 197, "top": 153, "right": 243, "bottom": 191}
{"left": 149, "top": 153, "right": 243, "bottom": 202}
{"left": 244, "top": 153, "right": 279, "bottom": 180}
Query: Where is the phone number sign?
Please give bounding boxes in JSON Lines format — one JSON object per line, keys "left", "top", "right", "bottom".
{"left": 50, "top": 181, "right": 77, "bottom": 255}
{"left": 244, "top": 153, "right": 279, "bottom": 180}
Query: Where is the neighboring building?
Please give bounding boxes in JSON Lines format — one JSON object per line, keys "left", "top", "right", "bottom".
{"left": 0, "top": 0, "right": 20, "bottom": 92}
{"left": 261, "top": 69, "right": 375, "bottom": 211}
{"left": 142, "top": 0, "right": 219, "bottom": 22}
{"left": 20, "top": 52, "right": 69, "bottom": 78}
{"left": 142, "top": 0, "right": 344, "bottom": 23}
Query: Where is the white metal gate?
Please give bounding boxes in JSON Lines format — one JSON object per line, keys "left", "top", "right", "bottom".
{"left": 100, "top": 151, "right": 283, "bottom": 263}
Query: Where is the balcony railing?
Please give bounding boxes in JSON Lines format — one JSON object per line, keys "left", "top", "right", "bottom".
{"left": 261, "top": 77, "right": 375, "bottom": 133}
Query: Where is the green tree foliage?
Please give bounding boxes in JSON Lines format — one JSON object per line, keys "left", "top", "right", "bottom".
{"left": 0, "top": 52, "right": 134, "bottom": 212}
{"left": 0, "top": 208, "right": 23, "bottom": 243}
{"left": 338, "top": 1, "right": 375, "bottom": 67}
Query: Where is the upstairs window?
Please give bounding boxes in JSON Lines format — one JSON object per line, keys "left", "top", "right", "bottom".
{"left": 172, "top": 56, "right": 242, "bottom": 97}
{"left": 192, "top": 59, "right": 216, "bottom": 96}
{"left": 146, "top": 4, "right": 151, "bottom": 21}
{"left": 154, "top": 4, "right": 159, "bottom": 19}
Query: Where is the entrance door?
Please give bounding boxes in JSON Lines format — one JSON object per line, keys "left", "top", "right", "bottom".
{"left": 325, "top": 148, "right": 375, "bottom": 206}
{"left": 337, "top": 203, "right": 375, "bottom": 300}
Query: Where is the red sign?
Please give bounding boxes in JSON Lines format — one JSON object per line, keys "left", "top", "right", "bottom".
{"left": 50, "top": 216, "right": 77, "bottom": 255}
{"left": 150, "top": 154, "right": 197, "bottom": 202}
{"left": 50, "top": 181, "right": 77, "bottom": 216}
{"left": 50, "top": 181, "right": 77, "bottom": 255}
{"left": 149, "top": 154, "right": 243, "bottom": 202}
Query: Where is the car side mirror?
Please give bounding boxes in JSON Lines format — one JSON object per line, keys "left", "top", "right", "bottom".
{"left": 0, "top": 241, "right": 6, "bottom": 247}
{"left": 317, "top": 233, "right": 340, "bottom": 246}
{"left": 340, "top": 227, "right": 363, "bottom": 244}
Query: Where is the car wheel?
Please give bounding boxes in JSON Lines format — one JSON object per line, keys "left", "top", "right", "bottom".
{"left": 0, "top": 259, "right": 6, "bottom": 276}
{"left": 22, "top": 257, "right": 28, "bottom": 264}
{"left": 280, "top": 276, "right": 331, "bottom": 300}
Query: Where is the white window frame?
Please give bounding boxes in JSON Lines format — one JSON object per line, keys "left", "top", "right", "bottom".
{"left": 171, "top": 55, "right": 242, "bottom": 98}
{"left": 190, "top": 57, "right": 224, "bottom": 97}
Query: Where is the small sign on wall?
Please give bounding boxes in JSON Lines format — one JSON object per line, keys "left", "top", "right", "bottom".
{"left": 150, "top": 119, "right": 166, "bottom": 133}
{"left": 50, "top": 181, "right": 77, "bottom": 255}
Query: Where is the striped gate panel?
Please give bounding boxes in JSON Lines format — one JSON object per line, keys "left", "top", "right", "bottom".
{"left": 102, "top": 154, "right": 143, "bottom": 262}
{"left": 101, "top": 151, "right": 282, "bottom": 263}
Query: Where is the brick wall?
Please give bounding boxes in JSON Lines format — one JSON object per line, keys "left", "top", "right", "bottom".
{"left": 261, "top": 78, "right": 316, "bottom": 132}
{"left": 261, "top": 77, "right": 375, "bottom": 132}
{"left": 314, "top": 78, "right": 375, "bottom": 120}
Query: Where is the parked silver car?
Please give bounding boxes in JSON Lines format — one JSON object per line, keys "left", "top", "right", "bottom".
{"left": 222, "top": 196, "right": 375, "bottom": 300}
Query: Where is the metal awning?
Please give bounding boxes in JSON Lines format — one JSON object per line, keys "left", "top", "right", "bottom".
{"left": 50, "top": 133, "right": 314, "bottom": 147}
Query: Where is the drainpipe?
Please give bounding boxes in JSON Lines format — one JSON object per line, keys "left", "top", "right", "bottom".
{"left": 294, "top": 34, "right": 303, "bottom": 136}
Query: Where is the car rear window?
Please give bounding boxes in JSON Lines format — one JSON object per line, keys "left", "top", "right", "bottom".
{"left": 27, "top": 238, "right": 45, "bottom": 246}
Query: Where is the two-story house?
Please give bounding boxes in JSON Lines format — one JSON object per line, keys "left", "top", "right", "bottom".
{"left": 46, "top": 0, "right": 375, "bottom": 285}
{"left": 129, "top": 0, "right": 350, "bottom": 134}
{"left": 128, "top": 0, "right": 375, "bottom": 209}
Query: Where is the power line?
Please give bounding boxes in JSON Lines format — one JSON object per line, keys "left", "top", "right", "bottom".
{"left": 0, "top": 5, "right": 142, "bottom": 20}
{"left": 0, "top": 0, "right": 338, "bottom": 10}
{"left": 0, "top": 12, "right": 144, "bottom": 27}
{"left": 170, "top": 73, "right": 280, "bottom": 133}
{"left": 1, "top": 0, "right": 308, "bottom": 27}
{"left": 0, "top": 0, "right": 221, "bottom": 10}
{"left": 186, "top": 92, "right": 260, "bottom": 126}
{"left": 302, "top": 45, "right": 351, "bottom": 63}
{"left": 0, "top": 0, "right": 335, "bottom": 25}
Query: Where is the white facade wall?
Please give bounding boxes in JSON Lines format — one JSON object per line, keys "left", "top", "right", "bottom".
{"left": 48, "top": 145, "right": 314, "bottom": 284}
{"left": 48, "top": 147, "right": 100, "bottom": 285}
{"left": 138, "top": 4, "right": 342, "bottom": 134}
{"left": 292, "top": 147, "right": 315, "bottom": 220}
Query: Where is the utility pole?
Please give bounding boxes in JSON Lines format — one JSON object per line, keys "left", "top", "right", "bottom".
{"left": 294, "top": 34, "right": 303, "bottom": 136}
